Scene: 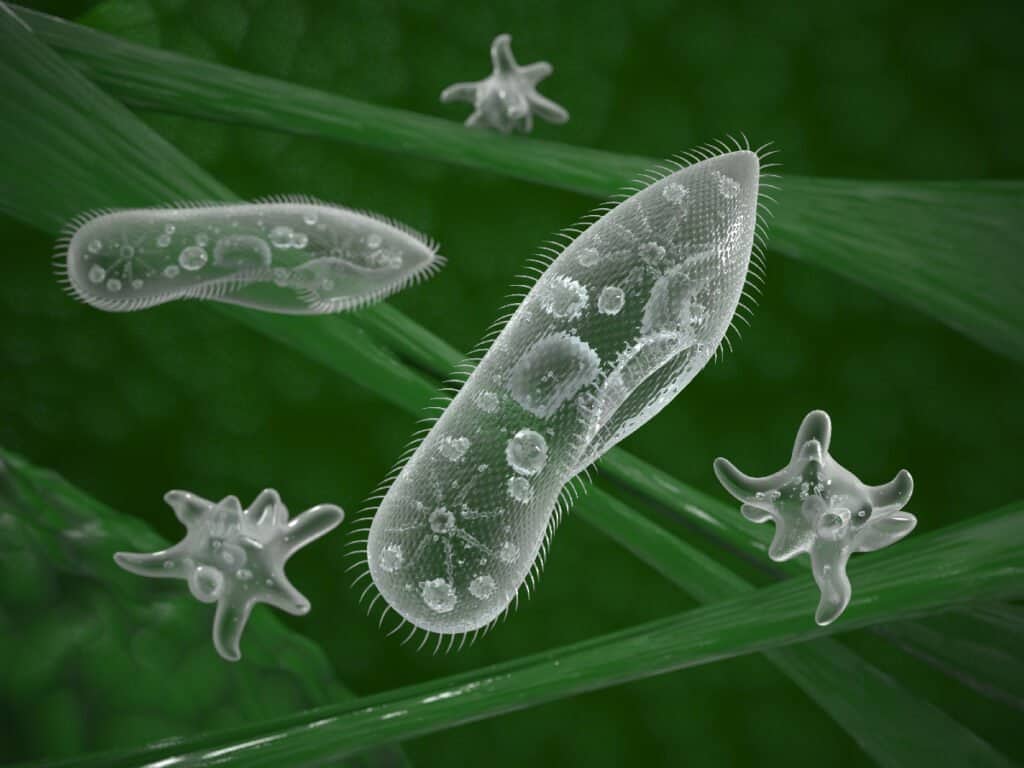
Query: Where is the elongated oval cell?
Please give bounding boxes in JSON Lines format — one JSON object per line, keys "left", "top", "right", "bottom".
{"left": 365, "top": 147, "right": 766, "bottom": 638}
{"left": 56, "top": 197, "right": 443, "bottom": 314}
{"left": 713, "top": 410, "right": 916, "bottom": 625}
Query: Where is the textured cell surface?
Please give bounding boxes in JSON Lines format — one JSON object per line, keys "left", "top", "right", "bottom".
{"left": 114, "top": 489, "right": 343, "bottom": 660}
{"left": 365, "top": 149, "right": 762, "bottom": 637}
{"left": 714, "top": 410, "right": 916, "bottom": 625}
{"left": 440, "top": 33, "right": 569, "bottom": 134}
{"left": 56, "top": 198, "right": 443, "bottom": 314}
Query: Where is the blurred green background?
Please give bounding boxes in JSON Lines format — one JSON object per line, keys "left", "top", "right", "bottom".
{"left": 2, "top": 0, "right": 1023, "bottom": 764}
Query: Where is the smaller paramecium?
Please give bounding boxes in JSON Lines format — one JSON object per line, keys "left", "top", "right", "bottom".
{"left": 114, "top": 489, "right": 343, "bottom": 661}
{"left": 441, "top": 33, "right": 569, "bottom": 134}
{"left": 714, "top": 410, "right": 916, "bottom": 625}
{"left": 56, "top": 197, "right": 443, "bottom": 314}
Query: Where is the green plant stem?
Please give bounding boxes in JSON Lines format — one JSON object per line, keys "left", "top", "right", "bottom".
{"left": 37, "top": 502, "right": 1024, "bottom": 768}
{"left": 19, "top": 5, "right": 1024, "bottom": 362}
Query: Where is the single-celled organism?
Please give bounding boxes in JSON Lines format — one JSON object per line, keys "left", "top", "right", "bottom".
{"left": 359, "top": 141, "right": 773, "bottom": 646}
{"left": 114, "top": 489, "right": 343, "bottom": 661}
{"left": 713, "top": 410, "right": 915, "bottom": 626}
{"left": 440, "top": 33, "right": 568, "bottom": 134}
{"left": 55, "top": 197, "right": 443, "bottom": 314}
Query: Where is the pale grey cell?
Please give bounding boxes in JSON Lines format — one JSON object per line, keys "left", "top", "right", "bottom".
{"left": 56, "top": 197, "right": 443, "bottom": 314}
{"left": 364, "top": 147, "right": 765, "bottom": 640}
{"left": 114, "top": 489, "right": 343, "bottom": 661}
{"left": 714, "top": 410, "right": 916, "bottom": 626}
{"left": 440, "top": 33, "right": 569, "bottom": 134}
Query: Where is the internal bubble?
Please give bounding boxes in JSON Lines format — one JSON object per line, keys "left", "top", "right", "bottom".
{"left": 714, "top": 410, "right": 916, "bottom": 626}
{"left": 508, "top": 332, "right": 600, "bottom": 418}
{"left": 540, "top": 275, "right": 588, "bottom": 319}
{"left": 58, "top": 198, "right": 444, "bottom": 315}
{"left": 469, "top": 575, "right": 497, "bottom": 600}
{"left": 188, "top": 565, "right": 224, "bottom": 603}
{"left": 213, "top": 234, "right": 272, "bottom": 270}
{"left": 506, "top": 429, "right": 548, "bottom": 475}
{"left": 438, "top": 435, "right": 471, "bottom": 462}
{"left": 422, "top": 578, "right": 457, "bottom": 613}
{"left": 366, "top": 149, "right": 762, "bottom": 637}
{"left": 597, "top": 286, "right": 625, "bottom": 315}
{"left": 507, "top": 476, "right": 533, "bottom": 503}
{"left": 379, "top": 543, "right": 404, "bottom": 573}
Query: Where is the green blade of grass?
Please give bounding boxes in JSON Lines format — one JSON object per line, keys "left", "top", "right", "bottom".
{"left": 18, "top": 5, "right": 1024, "bottom": 362}
{"left": 36, "top": 502, "right": 1024, "bottom": 768}
{"left": 0, "top": 8, "right": 1013, "bottom": 761}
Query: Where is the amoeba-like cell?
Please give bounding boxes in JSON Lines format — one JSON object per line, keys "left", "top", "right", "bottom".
{"left": 440, "top": 33, "right": 569, "bottom": 134}
{"left": 56, "top": 197, "right": 443, "bottom": 314}
{"left": 713, "top": 410, "right": 916, "bottom": 625}
{"left": 114, "top": 488, "right": 343, "bottom": 661}
{"left": 362, "top": 144, "right": 767, "bottom": 642}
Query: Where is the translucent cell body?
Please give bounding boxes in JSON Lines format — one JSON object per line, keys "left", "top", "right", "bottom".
{"left": 57, "top": 198, "right": 443, "bottom": 314}
{"left": 713, "top": 410, "right": 916, "bottom": 626}
{"left": 366, "top": 149, "right": 762, "bottom": 637}
{"left": 114, "top": 489, "right": 343, "bottom": 660}
{"left": 440, "top": 33, "right": 569, "bottom": 134}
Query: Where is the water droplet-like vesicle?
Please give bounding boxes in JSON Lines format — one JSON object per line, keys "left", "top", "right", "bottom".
{"left": 188, "top": 565, "right": 224, "bottom": 603}
{"left": 714, "top": 169, "right": 740, "bottom": 199}
{"left": 213, "top": 234, "right": 272, "bottom": 270}
{"left": 469, "top": 575, "right": 497, "bottom": 600}
{"left": 269, "top": 225, "right": 294, "bottom": 248}
{"left": 577, "top": 247, "right": 602, "bottom": 267}
{"left": 438, "top": 435, "right": 471, "bottom": 462}
{"left": 106, "top": 278, "right": 122, "bottom": 292}
{"left": 87, "top": 265, "right": 105, "bottom": 284}
{"left": 508, "top": 332, "right": 600, "bottom": 418}
{"left": 236, "top": 568, "right": 253, "bottom": 581}
{"left": 422, "top": 578, "right": 457, "bottom": 613}
{"left": 662, "top": 182, "right": 689, "bottom": 207}
{"left": 475, "top": 391, "right": 500, "bottom": 413}
{"left": 497, "top": 541, "right": 520, "bottom": 564}
{"left": 367, "top": 233, "right": 383, "bottom": 249}
{"left": 639, "top": 241, "right": 666, "bottom": 267}
{"left": 506, "top": 429, "right": 548, "bottom": 476}
{"left": 429, "top": 507, "right": 456, "bottom": 534}
{"left": 59, "top": 199, "right": 444, "bottom": 315}
{"left": 597, "top": 286, "right": 625, "bottom": 315}
{"left": 178, "top": 245, "right": 208, "bottom": 271}
{"left": 539, "top": 275, "right": 588, "bottom": 319}
{"left": 641, "top": 265, "right": 704, "bottom": 337}
{"left": 379, "top": 543, "right": 404, "bottom": 573}
{"left": 366, "top": 149, "right": 762, "bottom": 638}
{"left": 507, "top": 476, "right": 533, "bottom": 503}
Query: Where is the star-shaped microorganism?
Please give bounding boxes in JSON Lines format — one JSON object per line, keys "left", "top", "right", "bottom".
{"left": 440, "top": 33, "right": 569, "bottom": 134}
{"left": 114, "top": 489, "right": 343, "bottom": 661}
{"left": 713, "top": 410, "right": 916, "bottom": 626}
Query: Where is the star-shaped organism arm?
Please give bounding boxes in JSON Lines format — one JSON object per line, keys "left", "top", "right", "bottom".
{"left": 114, "top": 488, "right": 343, "bottom": 661}
{"left": 713, "top": 409, "right": 916, "bottom": 625}
{"left": 440, "top": 33, "right": 569, "bottom": 134}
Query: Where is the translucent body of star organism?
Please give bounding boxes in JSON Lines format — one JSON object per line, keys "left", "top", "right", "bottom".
{"left": 440, "top": 33, "right": 569, "bottom": 134}
{"left": 114, "top": 489, "right": 343, "bottom": 661}
{"left": 713, "top": 410, "right": 916, "bottom": 626}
